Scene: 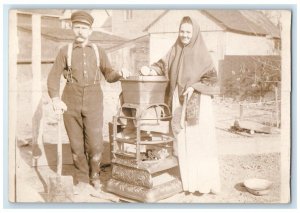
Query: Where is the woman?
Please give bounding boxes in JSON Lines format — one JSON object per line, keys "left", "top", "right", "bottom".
{"left": 141, "top": 16, "right": 221, "bottom": 194}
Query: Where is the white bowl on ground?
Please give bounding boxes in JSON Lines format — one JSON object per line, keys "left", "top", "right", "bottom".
{"left": 244, "top": 178, "right": 273, "bottom": 196}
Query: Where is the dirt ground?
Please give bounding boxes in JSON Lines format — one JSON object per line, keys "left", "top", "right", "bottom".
{"left": 16, "top": 145, "right": 281, "bottom": 203}
{"left": 14, "top": 91, "right": 283, "bottom": 203}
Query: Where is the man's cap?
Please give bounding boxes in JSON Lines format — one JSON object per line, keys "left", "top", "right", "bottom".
{"left": 71, "top": 11, "right": 94, "bottom": 26}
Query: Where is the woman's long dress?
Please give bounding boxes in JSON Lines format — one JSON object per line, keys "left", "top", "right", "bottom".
{"left": 172, "top": 87, "right": 221, "bottom": 194}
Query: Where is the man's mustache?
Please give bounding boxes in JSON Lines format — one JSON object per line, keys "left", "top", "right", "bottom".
{"left": 76, "top": 36, "right": 85, "bottom": 39}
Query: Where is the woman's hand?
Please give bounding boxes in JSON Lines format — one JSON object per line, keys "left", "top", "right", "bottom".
{"left": 140, "top": 66, "right": 158, "bottom": 76}
{"left": 140, "top": 66, "right": 151, "bottom": 75}
{"left": 183, "top": 87, "right": 194, "bottom": 101}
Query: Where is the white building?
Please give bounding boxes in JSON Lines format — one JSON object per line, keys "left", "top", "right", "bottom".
{"left": 143, "top": 10, "right": 281, "bottom": 70}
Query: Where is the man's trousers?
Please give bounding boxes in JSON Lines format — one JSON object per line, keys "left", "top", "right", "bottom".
{"left": 62, "top": 82, "right": 103, "bottom": 183}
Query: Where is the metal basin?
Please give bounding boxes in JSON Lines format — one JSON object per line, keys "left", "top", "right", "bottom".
{"left": 121, "top": 76, "right": 169, "bottom": 105}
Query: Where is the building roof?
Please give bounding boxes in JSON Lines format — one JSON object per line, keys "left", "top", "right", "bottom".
{"left": 144, "top": 10, "right": 280, "bottom": 38}
{"left": 143, "top": 11, "right": 169, "bottom": 32}
{"left": 101, "top": 16, "right": 112, "bottom": 30}
{"left": 17, "top": 9, "right": 65, "bottom": 17}
{"left": 106, "top": 34, "right": 149, "bottom": 53}
{"left": 203, "top": 10, "right": 280, "bottom": 38}
{"left": 18, "top": 25, "right": 128, "bottom": 43}
{"left": 239, "top": 10, "right": 280, "bottom": 38}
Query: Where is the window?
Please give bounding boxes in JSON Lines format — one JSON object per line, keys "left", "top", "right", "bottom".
{"left": 124, "top": 10, "right": 133, "bottom": 20}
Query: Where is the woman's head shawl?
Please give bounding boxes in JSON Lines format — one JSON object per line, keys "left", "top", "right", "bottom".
{"left": 169, "top": 16, "right": 215, "bottom": 90}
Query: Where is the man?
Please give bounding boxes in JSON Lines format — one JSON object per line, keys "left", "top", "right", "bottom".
{"left": 47, "top": 10, "right": 129, "bottom": 193}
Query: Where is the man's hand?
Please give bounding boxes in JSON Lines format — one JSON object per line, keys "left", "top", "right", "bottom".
{"left": 120, "top": 68, "right": 130, "bottom": 79}
{"left": 52, "top": 97, "right": 67, "bottom": 115}
{"left": 183, "top": 87, "right": 194, "bottom": 101}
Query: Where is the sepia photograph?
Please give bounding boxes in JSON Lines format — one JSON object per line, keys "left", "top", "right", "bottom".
{"left": 7, "top": 7, "right": 292, "bottom": 204}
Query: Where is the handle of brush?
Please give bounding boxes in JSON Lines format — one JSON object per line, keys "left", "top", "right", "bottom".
{"left": 57, "top": 113, "right": 63, "bottom": 175}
